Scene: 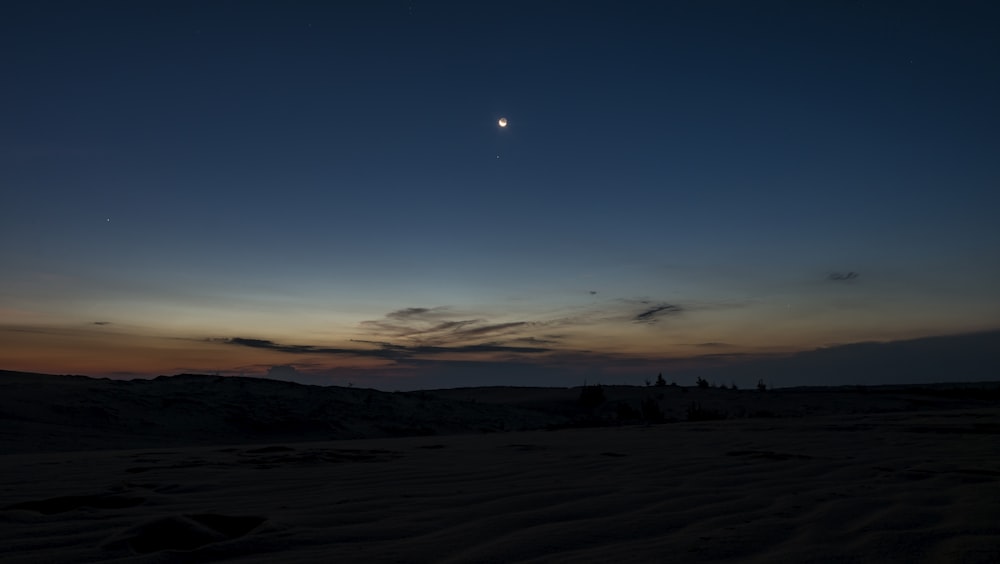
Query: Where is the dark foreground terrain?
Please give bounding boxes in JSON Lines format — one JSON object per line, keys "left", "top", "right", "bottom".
{"left": 2, "top": 371, "right": 999, "bottom": 562}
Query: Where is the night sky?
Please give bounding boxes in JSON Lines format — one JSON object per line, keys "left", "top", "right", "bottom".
{"left": 3, "top": 1, "right": 998, "bottom": 389}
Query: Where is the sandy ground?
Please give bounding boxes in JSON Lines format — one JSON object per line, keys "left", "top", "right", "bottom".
{"left": 3, "top": 407, "right": 999, "bottom": 563}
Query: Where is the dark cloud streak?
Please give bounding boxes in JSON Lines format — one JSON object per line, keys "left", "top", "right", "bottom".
{"left": 220, "top": 336, "right": 549, "bottom": 360}
{"left": 634, "top": 303, "right": 683, "bottom": 324}
{"left": 362, "top": 307, "right": 533, "bottom": 345}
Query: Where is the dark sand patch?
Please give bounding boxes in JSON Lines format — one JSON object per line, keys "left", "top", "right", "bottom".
{"left": 103, "top": 513, "right": 266, "bottom": 553}
{"left": 5, "top": 495, "right": 144, "bottom": 514}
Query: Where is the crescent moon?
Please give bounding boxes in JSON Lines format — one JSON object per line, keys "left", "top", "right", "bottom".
{"left": 498, "top": 117, "right": 508, "bottom": 127}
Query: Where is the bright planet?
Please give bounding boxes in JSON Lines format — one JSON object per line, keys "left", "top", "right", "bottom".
{"left": 498, "top": 117, "right": 508, "bottom": 127}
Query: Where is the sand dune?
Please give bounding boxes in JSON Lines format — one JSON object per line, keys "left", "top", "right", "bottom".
{"left": 2, "top": 372, "right": 998, "bottom": 562}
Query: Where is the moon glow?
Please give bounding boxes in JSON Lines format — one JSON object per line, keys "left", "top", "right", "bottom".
{"left": 498, "top": 117, "right": 508, "bottom": 127}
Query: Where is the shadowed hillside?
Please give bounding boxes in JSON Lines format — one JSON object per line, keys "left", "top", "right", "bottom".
{"left": 0, "top": 371, "right": 569, "bottom": 453}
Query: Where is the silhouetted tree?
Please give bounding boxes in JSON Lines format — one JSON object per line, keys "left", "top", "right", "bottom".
{"left": 656, "top": 373, "right": 667, "bottom": 387}
{"left": 696, "top": 376, "right": 709, "bottom": 389}
{"left": 757, "top": 378, "right": 767, "bottom": 392}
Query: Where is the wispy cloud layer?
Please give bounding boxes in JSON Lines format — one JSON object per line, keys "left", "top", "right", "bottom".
{"left": 361, "top": 307, "right": 539, "bottom": 346}
{"left": 219, "top": 336, "right": 550, "bottom": 361}
{"left": 219, "top": 296, "right": 691, "bottom": 365}
{"left": 221, "top": 297, "right": 698, "bottom": 366}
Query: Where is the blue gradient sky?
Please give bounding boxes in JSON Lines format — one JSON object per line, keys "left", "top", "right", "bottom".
{"left": 2, "top": 1, "right": 998, "bottom": 388}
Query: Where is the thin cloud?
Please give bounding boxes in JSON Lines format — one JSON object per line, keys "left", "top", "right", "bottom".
{"left": 362, "top": 307, "right": 534, "bottom": 346}
{"left": 828, "top": 271, "right": 859, "bottom": 282}
{"left": 414, "top": 320, "right": 481, "bottom": 337}
{"left": 409, "top": 343, "right": 549, "bottom": 355}
{"left": 219, "top": 336, "right": 548, "bottom": 360}
{"left": 448, "top": 321, "right": 530, "bottom": 341}
{"left": 506, "top": 336, "right": 562, "bottom": 346}
{"left": 634, "top": 303, "right": 683, "bottom": 324}
{"left": 92, "top": 321, "right": 112, "bottom": 326}
{"left": 223, "top": 337, "right": 376, "bottom": 356}
{"left": 361, "top": 311, "right": 481, "bottom": 339}
{"left": 350, "top": 339, "right": 407, "bottom": 350}
{"left": 385, "top": 307, "right": 453, "bottom": 321}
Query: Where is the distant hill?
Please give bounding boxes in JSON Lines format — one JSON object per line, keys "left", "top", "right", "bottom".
{"left": 0, "top": 372, "right": 569, "bottom": 453}
{"left": 676, "top": 329, "right": 1000, "bottom": 388}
